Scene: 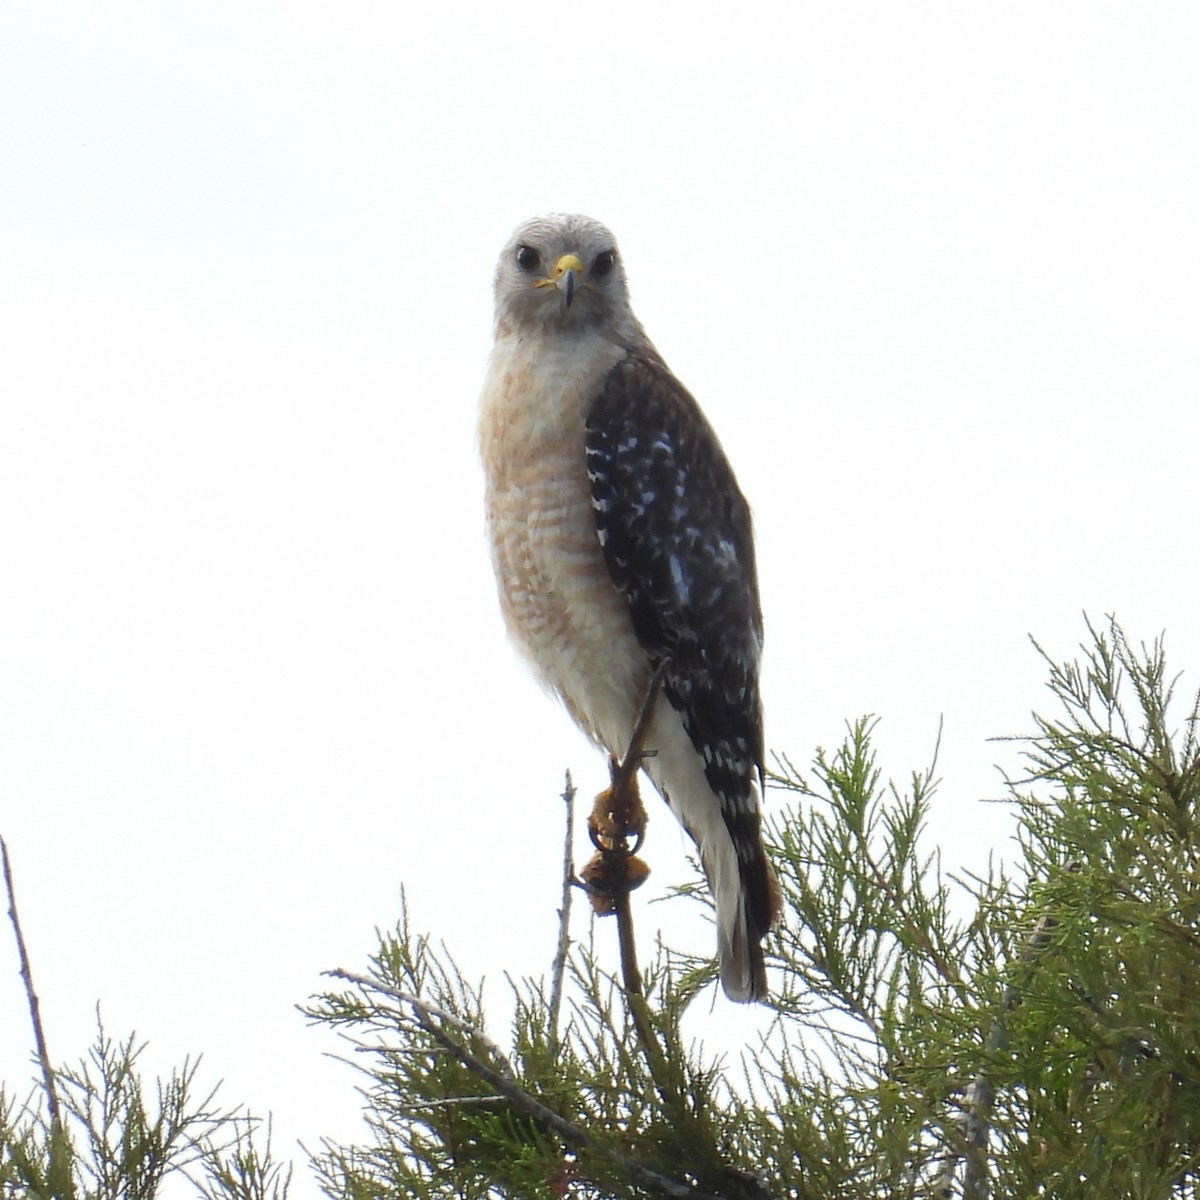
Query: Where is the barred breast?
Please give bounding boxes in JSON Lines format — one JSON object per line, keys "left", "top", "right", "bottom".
{"left": 479, "top": 329, "right": 648, "bottom": 754}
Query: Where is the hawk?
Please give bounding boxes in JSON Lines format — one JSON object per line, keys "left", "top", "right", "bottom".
{"left": 479, "top": 213, "right": 780, "bottom": 1002}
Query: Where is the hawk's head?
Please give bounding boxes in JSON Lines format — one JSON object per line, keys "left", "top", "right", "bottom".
{"left": 492, "top": 213, "right": 642, "bottom": 341}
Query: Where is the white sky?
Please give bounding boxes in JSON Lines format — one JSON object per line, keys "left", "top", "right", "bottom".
{"left": 2, "top": 2, "right": 1198, "bottom": 1190}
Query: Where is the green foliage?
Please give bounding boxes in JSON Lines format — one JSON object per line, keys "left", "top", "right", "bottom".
{"left": 305, "top": 917, "right": 771, "bottom": 1199}
{"left": 299, "top": 617, "right": 1200, "bottom": 1198}
{"left": 979, "top": 620, "right": 1200, "bottom": 1196}
{"left": 0, "top": 1018, "right": 289, "bottom": 1200}
{"left": 4, "top": 616, "right": 1199, "bottom": 1198}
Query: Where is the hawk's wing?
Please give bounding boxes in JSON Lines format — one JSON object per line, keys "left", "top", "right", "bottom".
{"left": 585, "top": 354, "right": 767, "bottom": 873}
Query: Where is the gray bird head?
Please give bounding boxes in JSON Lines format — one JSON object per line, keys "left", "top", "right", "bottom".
{"left": 492, "top": 213, "right": 648, "bottom": 345}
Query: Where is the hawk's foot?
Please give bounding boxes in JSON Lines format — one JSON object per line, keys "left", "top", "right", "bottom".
{"left": 587, "top": 773, "right": 648, "bottom": 852}
{"left": 578, "top": 851, "right": 652, "bottom": 916}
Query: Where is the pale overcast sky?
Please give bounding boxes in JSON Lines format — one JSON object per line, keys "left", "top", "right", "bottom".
{"left": 2, "top": 2, "right": 1198, "bottom": 1190}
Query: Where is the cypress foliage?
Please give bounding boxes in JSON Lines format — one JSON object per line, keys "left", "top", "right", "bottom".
{"left": 3, "top": 617, "right": 1198, "bottom": 1198}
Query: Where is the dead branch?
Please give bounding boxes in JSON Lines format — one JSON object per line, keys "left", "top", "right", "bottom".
{"left": 2, "top": 835, "right": 62, "bottom": 1131}
{"left": 549, "top": 770, "right": 576, "bottom": 1054}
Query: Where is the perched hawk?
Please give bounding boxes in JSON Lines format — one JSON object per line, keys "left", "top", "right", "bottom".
{"left": 479, "top": 213, "right": 780, "bottom": 1002}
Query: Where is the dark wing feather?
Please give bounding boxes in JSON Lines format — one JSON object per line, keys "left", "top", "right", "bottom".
{"left": 586, "top": 354, "right": 770, "bottom": 925}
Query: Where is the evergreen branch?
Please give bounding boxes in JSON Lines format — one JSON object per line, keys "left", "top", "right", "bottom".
{"left": 857, "top": 838, "right": 965, "bottom": 995}
{"left": 325, "top": 969, "right": 517, "bottom": 1081}
{"left": 1108, "top": 877, "right": 1200, "bottom": 950}
{"left": 397, "top": 1095, "right": 508, "bottom": 1111}
{"left": 952, "top": 885, "right": 1066, "bottom": 1200}
{"left": 325, "top": 967, "right": 734, "bottom": 1200}
{"left": 788, "top": 938, "right": 885, "bottom": 1042}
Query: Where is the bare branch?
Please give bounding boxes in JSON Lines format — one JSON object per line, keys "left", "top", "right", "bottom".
{"left": 549, "top": 769, "right": 576, "bottom": 1054}
{"left": 607, "top": 660, "right": 668, "bottom": 999}
{"left": 2, "top": 835, "right": 62, "bottom": 1131}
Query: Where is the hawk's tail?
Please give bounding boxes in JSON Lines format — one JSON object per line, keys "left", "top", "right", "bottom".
{"left": 709, "top": 833, "right": 781, "bottom": 1003}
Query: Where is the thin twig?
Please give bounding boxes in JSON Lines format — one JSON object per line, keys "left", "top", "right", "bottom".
{"left": 325, "top": 968, "right": 517, "bottom": 1080}
{"left": 602, "top": 665, "right": 683, "bottom": 1104}
{"left": 399, "top": 1095, "right": 506, "bottom": 1112}
{"left": 549, "top": 770, "right": 576, "bottom": 1054}
{"left": 565, "top": 661, "right": 680, "bottom": 1116}
{"left": 2, "top": 835, "right": 63, "bottom": 1131}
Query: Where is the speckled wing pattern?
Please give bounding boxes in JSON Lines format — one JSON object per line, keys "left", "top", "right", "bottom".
{"left": 585, "top": 354, "right": 776, "bottom": 943}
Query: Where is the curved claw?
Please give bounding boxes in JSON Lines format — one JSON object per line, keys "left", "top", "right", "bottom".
{"left": 587, "top": 818, "right": 609, "bottom": 852}
{"left": 588, "top": 807, "right": 647, "bottom": 852}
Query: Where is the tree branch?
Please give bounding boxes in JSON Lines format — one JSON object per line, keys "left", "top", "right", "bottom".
{"left": 2, "top": 835, "right": 63, "bottom": 1132}
{"left": 606, "top": 660, "right": 668, "bottom": 999}
{"left": 326, "top": 967, "right": 732, "bottom": 1200}
{"left": 549, "top": 769, "right": 577, "bottom": 1054}
{"left": 327, "top": 968, "right": 517, "bottom": 1080}
{"left": 939, "top": 896, "right": 1065, "bottom": 1200}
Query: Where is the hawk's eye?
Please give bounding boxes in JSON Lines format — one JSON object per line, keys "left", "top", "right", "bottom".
{"left": 592, "top": 250, "right": 616, "bottom": 279}
{"left": 515, "top": 244, "right": 541, "bottom": 271}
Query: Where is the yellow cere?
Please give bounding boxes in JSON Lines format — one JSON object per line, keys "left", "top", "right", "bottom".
{"left": 554, "top": 253, "right": 584, "bottom": 278}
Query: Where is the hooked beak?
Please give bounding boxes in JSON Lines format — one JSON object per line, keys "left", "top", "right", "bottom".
{"left": 534, "top": 252, "right": 585, "bottom": 308}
